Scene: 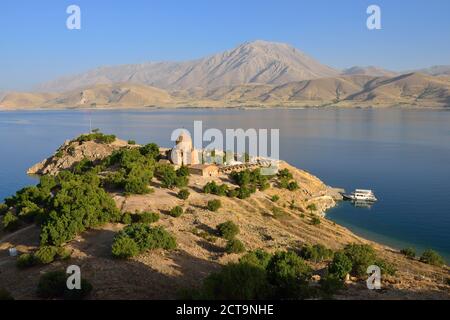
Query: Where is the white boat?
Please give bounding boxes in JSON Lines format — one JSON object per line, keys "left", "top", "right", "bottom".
{"left": 344, "top": 189, "right": 378, "bottom": 202}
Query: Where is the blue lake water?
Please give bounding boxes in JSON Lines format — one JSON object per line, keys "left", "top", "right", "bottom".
{"left": 0, "top": 108, "right": 449, "bottom": 261}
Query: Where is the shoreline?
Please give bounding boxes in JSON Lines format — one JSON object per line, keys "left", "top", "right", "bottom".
{"left": 1, "top": 104, "right": 449, "bottom": 112}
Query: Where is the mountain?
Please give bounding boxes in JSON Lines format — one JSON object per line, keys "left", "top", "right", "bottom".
{"left": 341, "top": 66, "right": 397, "bottom": 77}
{"left": 410, "top": 65, "right": 450, "bottom": 76}
{"left": 36, "top": 40, "right": 340, "bottom": 93}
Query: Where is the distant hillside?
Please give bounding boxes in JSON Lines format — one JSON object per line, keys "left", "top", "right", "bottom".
{"left": 36, "top": 40, "right": 340, "bottom": 93}
{"left": 410, "top": 65, "right": 450, "bottom": 76}
{"left": 341, "top": 66, "right": 397, "bottom": 77}
{"left": 2, "top": 73, "right": 449, "bottom": 109}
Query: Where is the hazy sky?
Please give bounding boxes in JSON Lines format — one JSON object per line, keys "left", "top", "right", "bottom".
{"left": 1, "top": 0, "right": 450, "bottom": 90}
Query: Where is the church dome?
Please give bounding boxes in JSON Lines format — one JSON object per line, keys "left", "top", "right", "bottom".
{"left": 175, "top": 131, "right": 193, "bottom": 151}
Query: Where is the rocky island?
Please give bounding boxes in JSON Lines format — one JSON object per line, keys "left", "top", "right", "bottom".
{"left": 0, "top": 132, "right": 449, "bottom": 300}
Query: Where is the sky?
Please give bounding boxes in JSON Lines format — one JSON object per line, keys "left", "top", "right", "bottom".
{"left": 1, "top": 0, "right": 450, "bottom": 91}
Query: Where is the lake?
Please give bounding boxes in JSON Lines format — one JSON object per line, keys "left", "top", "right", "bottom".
{"left": 0, "top": 108, "right": 449, "bottom": 261}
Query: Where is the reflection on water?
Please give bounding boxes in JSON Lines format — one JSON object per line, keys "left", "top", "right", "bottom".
{"left": 0, "top": 108, "right": 449, "bottom": 261}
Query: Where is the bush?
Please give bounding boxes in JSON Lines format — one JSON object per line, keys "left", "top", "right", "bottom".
{"left": 156, "top": 164, "right": 189, "bottom": 189}
{"left": 240, "top": 249, "right": 272, "bottom": 270}
{"left": 400, "top": 247, "right": 416, "bottom": 259}
{"left": 271, "top": 195, "right": 280, "bottom": 202}
{"left": 35, "top": 246, "right": 58, "bottom": 264}
{"left": 266, "top": 251, "right": 312, "bottom": 299}
{"left": 0, "top": 288, "right": 14, "bottom": 300}
{"left": 225, "top": 239, "right": 245, "bottom": 254}
{"left": 16, "top": 253, "right": 38, "bottom": 269}
{"left": 204, "top": 182, "right": 228, "bottom": 196}
{"left": 140, "top": 143, "right": 160, "bottom": 160}
{"left": 77, "top": 132, "right": 116, "bottom": 144}
{"left": 39, "top": 172, "right": 121, "bottom": 246}
{"left": 137, "top": 211, "right": 160, "bottom": 223}
{"left": 207, "top": 199, "right": 221, "bottom": 212}
{"left": 319, "top": 274, "right": 345, "bottom": 298}
{"left": 57, "top": 247, "right": 72, "bottom": 260}
{"left": 311, "top": 217, "right": 321, "bottom": 225}
{"left": 217, "top": 221, "right": 239, "bottom": 240}
{"left": 177, "top": 189, "right": 190, "bottom": 200}
{"left": 121, "top": 212, "right": 133, "bottom": 224}
{"left": 192, "top": 262, "right": 271, "bottom": 300}
{"left": 0, "top": 203, "right": 8, "bottom": 215}
{"left": 307, "top": 203, "right": 317, "bottom": 212}
{"left": 299, "top": 244, "right": 334, "bottom": 263}
{"left": 169, "top": 206, "right": 183, "bottom": 218}
{"left": 420, "top": 249, "right": 445, "bottom": 267}
{"left": 278, "top": 169, "right": 293, "bottom": 180}
{"left": 111, "top": 236, "right": 140, "bottom": 259}
{"left": 226, "top": 189, "right": 238, "bottom": 198}
{"left": 328, "top": 251, "right": 353, "bottom": 280}
{"left": 127, "top": 140, "right": 136, "bottom": 145}
{"left": 112, "top": 224, "right": 177, "bottom": 258}
{"left": 343, "top": 244, "right": 377, "bottom": 277}
{"left": 37, "top": 271, "right": 92, "bottom": 300}
{"left": 287, "top": 181, "right": 299, "bottom": 191}
{"left": 2, "top": 212, "right": 19, "bottom": 232}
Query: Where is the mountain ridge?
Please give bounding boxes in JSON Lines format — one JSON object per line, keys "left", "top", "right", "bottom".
{"left": 2, "top": 72, "right": 449, "bottom": 109}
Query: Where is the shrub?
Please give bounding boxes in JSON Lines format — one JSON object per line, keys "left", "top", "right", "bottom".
{"left": 278, "top": 169, "right": 293, "bottom": 180}
{"left": 343, "top": 244, "right": 377, "bottom": 277}
{"left": 37, "top": 271, "right": 92, "bottom": 300}
{"left": 0, "top": 288, "right": 14, "bottom": 300}
{"left": 204, "top": 181, "right": 228, "bottom": 196}
{"left": 400, "top": 247, "right": 416, "bottom": 259}
{"left": 236, "top": 186, "right": 252, "bottom": 199}
{"left": 319, "top": 274, "right": 345, "bottom": 298}
{"left": 112, "top": 224, "right": 177, "bottom": 258}
{"left": 287, "top": 181, "right": 299, "bottom": 191}
{"left": 35, "top": 246, "right": 58, "bottom": 264}
{"left": 207, "top": 199, "right": 221, "bottom": 212}
{"left": 127, "top": 140, "right": 136, "bottom": 145}
{"left": 225, "top": 239, "right": 245, "bottom": 254}
{"left": 40, "top": 172, "right": 121, "bottom": 246}
{"left": 307, "top": 203, "right": 317, "bottom": 212}
{"left": 2, "top": 212, "right": 19, "bottom": 232}
{"left": 121, "top": 212, "right": 133, "bottom": 224}
{"left": 111, "top": 236, "right": 140, "bottom": 259}
{"left": 226, "top": 189, "right": 238, "bottom": 198}
{"left": 0, "top": 203, "right": 8, "bottom": 215}
{"left": 57, "top": 247, "right": 72, "bottom": 260}
{"left": 311, "top": 217, "right": 321, "bottom": 225}
{"left": 16, "top": 253, "right": 38, "bottom": 269}
{"left": 217, "top": 221, "right": 239, "bottom": 240}
{"left": 192, "top": 262, "right": 271, "bottom": 300}
{"left": 271, "top": 195, "right": 280, "bottom": 202}
{"left": 299, "top": 244, "right": 334, "bottom": 263}
{"left": 177, "top": 189, "right": 190, "bottom": 200}
{"left": 169, "top": 206, "right": 183, "bottom": 218}
{"left": 266, "top": 251, "right": 312, "bottom": 299}
{"left": 176, "top": 166, "right": 190, "bottom": 177}
{"left": 420, "top": 249, "right": 445, "bottom": 267}
{"left": 77, "top": 132, "right": 116, "bottom": 144}
{"left": 140, "top": 143, "right": 160, "bottom": 160}
{"left": 328, "top": 251, "right": 353, "bottom": 279}
{"left": 156, "top": 164, "right": 188, "bottom": 189}
{"left": 239, "top": 249, "right": 272, "bottom": 269}
{"left": 137, "top": 211, "right": 160, "bottom": 223}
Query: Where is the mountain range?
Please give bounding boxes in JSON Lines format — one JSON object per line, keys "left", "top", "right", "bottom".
{"left": 1, "top": 40, "right": 449, "bottom": 109}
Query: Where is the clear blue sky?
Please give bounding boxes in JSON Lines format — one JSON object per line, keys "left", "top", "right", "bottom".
{"left": 1, "top": 0, "right": 450, "bottom": 90}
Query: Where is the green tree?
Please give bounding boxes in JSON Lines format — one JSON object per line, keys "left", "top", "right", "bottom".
{"left": 169, "top": 206, "right": 183, "bottom": 218}
{"left": 420, "top": 249, "right": 445, "bottom": 267}
{"left": 266, "top": 251, "right": 312, "bottom": 299}
{"left": 112, "top": 236, "right": 140, "bottom": 259}
{"left": 177, "top": 189, "right": 190, "bottom": 200}
{"left": 207, "top": 199, "right": 221, "bottom": 212}
{"left": 225, "top": 239, "right": 246, "bottom": 254}
{"left": 328, "top": 251, "right": 353, "bottom": 279}
{"left": 217, "top": 221, "right": 239, "bottom": 240}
